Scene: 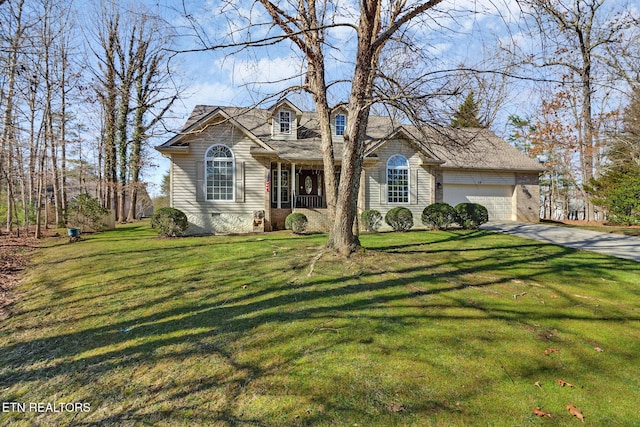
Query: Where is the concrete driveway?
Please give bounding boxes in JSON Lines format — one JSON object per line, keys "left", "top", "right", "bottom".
{"left": 480, "top": 221, "right": 640, "bottom": 263}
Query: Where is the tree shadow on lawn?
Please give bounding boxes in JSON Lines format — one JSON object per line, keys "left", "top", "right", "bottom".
{"left": 2, "top": 231, "right": 639, "bottom": 425}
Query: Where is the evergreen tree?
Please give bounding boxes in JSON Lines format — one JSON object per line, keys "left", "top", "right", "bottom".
{"left": 451, "top": 92, "right": 485, "bottom": 128}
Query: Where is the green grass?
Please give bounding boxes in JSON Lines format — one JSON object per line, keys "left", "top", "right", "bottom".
{"left": 1, "top": 222, "right": 639, "bottom": 426}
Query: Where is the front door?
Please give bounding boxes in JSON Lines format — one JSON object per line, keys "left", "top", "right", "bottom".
{"left": 299, "top": 171, "right": 319, "bottom": 196}
{"left": 296, "top": 171, "right": 325, "bottom": 208}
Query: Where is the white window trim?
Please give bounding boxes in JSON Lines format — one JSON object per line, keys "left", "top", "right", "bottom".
{"left": 205, "top": 144, "right": 235, "bottom": 202}
{"left": 271, "top": 168, "right": 290, "bottom": 203}
{"left": 279, "top": 110, "right": 292, "bottom": 134}
{"left": 386, "top": 154, "right": 410, "bottom": 204}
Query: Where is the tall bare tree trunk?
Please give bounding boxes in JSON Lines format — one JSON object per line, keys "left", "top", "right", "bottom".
{"left": 59, "top": 37, "right": 70, "bottom": 225}
{"left": 0, "top": 0, "right": 25, "bottom": 234}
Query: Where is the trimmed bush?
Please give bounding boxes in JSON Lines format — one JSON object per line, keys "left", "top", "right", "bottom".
{"left": 361, "top": 209, "right": 383, "bottom": 232}
{"left": 422, "top": 202, "right": 456, "bottom": 230}
{"left": 385, "top": 207, "right": 414, "bottom": 232}
{"left": 454, "top": 203, "right": 489, "bottom": 229}
{"left": 151, "top": 207, "right": 189, "bottom": 237}
{"left": 285, "top": 212, "right": 308, "bottom": 234}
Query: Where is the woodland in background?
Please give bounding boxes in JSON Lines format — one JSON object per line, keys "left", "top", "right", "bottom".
{"left": 0, "top": 0, "right": 177, "bottom": 238}
{"left": 1, "top": 0, "right": 639, "bottom": 241}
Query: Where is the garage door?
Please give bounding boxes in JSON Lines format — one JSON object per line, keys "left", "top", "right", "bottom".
{"left": 444, "top": 184, "right": 514, "bottom": 220}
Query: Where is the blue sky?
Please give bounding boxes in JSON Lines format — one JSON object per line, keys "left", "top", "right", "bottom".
{"left": 140, "top": 0, "right": 527, "bottom": 193}
{"left": 137, "top": 0, "right": 637, "bottom": 195}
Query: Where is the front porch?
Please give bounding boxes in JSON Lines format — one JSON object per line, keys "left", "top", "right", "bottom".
{"left": 269, "top": 163, "right": 327, "bottom": 210}
{"left": 268, "top": 162, "right": 328, "bottom": 229}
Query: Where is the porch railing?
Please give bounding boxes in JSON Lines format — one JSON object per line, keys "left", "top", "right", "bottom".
{"left": 295, "top": 195, "right": 326, "bottom": 209}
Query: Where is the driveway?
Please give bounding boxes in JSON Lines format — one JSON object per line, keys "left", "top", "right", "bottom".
{"left": 480, "top": 221, "right": 640, "bottom": 263}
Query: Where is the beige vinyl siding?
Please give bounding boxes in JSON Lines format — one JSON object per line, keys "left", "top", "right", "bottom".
{"left": 363, "top": 139, "right": 433, "bottom": 227}
{"left": 443, "top": 171, "right": 516, "bottom": 185}
{"left": 170, "top": 122, "right": 266, "bottom": 233}
{"left": 271, "top": 107, "right": 298, "bottom": 140}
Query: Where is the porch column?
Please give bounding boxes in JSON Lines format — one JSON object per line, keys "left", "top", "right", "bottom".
{"left": 277, "top": 162, "right": 282, "bottom": 209}
{"left": 291, "top": 163, "right": 296, "bottom": 208}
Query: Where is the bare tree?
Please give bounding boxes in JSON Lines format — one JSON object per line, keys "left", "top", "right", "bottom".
{"left": 0, "top": 0, "right": 27, "bottom": 234}
{"left": 126, "top": 15, "right": 178, "bottom": 222}
{"left": 517, "top": 0, "right": 638, "bottom": 220}
{"left": 191, "top": 0, "right": 447, "bottom": 255}
{"left": 91, "top": 5, "right": 120, "bottom": 212}
{"left": 90, "top": 3, "right": 179, "bottom": 222}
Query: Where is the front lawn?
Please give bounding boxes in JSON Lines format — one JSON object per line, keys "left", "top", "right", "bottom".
{"left": 1, "top": 223, "right": 639, "bottom": 426}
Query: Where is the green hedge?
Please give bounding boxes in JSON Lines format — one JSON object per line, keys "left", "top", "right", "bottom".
{"left": 454, "top": 203, "right": 489, "bottom": 229}
{"left": 422, "top": 202, "right": 456, "bottom": 230}
{"left": 285, "top": 212, "right": 308, "bottom": 234}
{"left": 385, "top": 207, "right": 414, "bottom": 232}
{"left": 151, "top": 207, "right": 189, "bottom": 237}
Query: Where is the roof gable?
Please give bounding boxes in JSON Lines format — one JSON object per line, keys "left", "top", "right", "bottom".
{"left": 365, "top": 127, "right": 444, "bottom": 165}
{"left": 268, "top": 98, "right": 303, "bottom": 122}
{"left": 157, "top": 107, "right": 274, "bottom": 153}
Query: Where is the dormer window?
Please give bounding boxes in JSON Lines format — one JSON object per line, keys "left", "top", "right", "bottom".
{"left": 279, "top": 110, "right": 291, "bottom": 134}
{"left": 335, "top": 114, "right": 346, "bottom": 136}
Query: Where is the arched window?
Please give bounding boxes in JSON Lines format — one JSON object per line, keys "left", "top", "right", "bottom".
{"left": 205, "top": 145, "right": 234, "bottom": 201}
{"left": 387, "top": 155, "right": 409, "bottom": 204}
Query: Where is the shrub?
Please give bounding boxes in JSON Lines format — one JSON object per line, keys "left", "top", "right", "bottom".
{"left": 384, "top": 207, "right": 414, "bottom": 232}
{"left": 422, "top": 202, "right": 456, "bottom": 230}
{"left": 454, "top": 203, "right": 489, "bottom": 229}
{"left": 285, "top": 212, "right": 308, "bottom": 234}
{"left": 361, "top": 209, "right": 383, "bottom": 232}
{"left": 151, "top": 207, "right": 189, "bottom": 237}
{"left": 68, "top": 194, "right": 110, "bottom": 231}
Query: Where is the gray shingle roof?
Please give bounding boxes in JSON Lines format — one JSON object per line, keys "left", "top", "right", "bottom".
{"left": 159, "top": 105, "right": 544, "bottom": 172}
{"left": 401, "top": 126, "right": 545, "bottom": 171}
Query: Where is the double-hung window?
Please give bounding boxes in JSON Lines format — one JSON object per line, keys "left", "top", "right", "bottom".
{"left": 387, "top": 155, "right": 409, "bottom": 204}
{"left": 335, "top": 114, "right": 346, "bottom": 136}
{"left": 205, "top": 145, "right": 234, "bottom": 201}
{"left": 279, "top": 111, "right": 291, "bottom": 134}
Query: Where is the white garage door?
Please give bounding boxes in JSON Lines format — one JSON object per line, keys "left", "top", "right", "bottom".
{"left": 444, "top": 184, "right": 514, "bottom": 220}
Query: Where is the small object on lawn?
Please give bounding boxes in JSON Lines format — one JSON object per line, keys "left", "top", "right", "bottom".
{"left": 533, "top": 407, "right": 552, "bottom": 418}
{"left": 513, "top": 292, "right": 527, "bottom": 299}
{"left": 544, "top": 347, "right": 559, "bottom": 356}
{"left": 557, "top": 378, "right": 574, "bottom": 388}
{"left": 566, "top": 404, "right": 584, "bottom": 422}
{"left": 534, "top": 381, "right": 542, "bottom": 388}
{"left": 67, "top": 227, "right": 81, "bottom": 242}
{"left": 595, "top": 347, "right": 604, "bottom": 352}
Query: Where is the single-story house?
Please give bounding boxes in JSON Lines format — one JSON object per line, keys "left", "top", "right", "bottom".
{"left": 156, "top": 99, "right": 544, "bottom": 234}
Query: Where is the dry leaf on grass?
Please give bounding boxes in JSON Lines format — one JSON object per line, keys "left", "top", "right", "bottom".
{"left": 594, "top": 347, "right": 604, "bottom": 352}
{"left": 387, "top": 403, "right": 406, "bottom": 413}
{"left": 533, "top": 407, "right": 552, "bottom": 418}
{"left": 566, "top": 404, "right": 584, "bottom": 422}
{"left": 534, "top": 381, "right": 543, "bottom": 388}
{"left": 544, "top": 347, "right": 559, "bottom": 356}
{"left": 557, "top": 379, "right": 575, "bottom": 388}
